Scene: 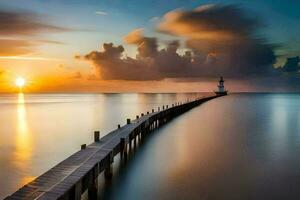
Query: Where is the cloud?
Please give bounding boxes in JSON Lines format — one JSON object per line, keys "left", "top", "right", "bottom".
{"left": 157, "top": 4, "right": 276, "bottom": 76}
{"left": 79, "top": 42, "right": 160, "bottom": 80}
{"left": 79, "top": 4, "right": 279, "bottom": 81}
{"left": 79, "top": 30, "right": 207, "bottom": 80}
{"left": 0, "top": 9, "right": 70, "bottom": 36}
{"left": 0, "top": 39, "right": 34, "bottom": 56}
{"left": 280, "top": 56, "right": 300, "bottom": 72}
{"left": 158, "top": 4, "right": 261, "bottom": 40}
{"left": 87, "top": 74, "right": 98, "bottom": 80}
{"left": 95, "top": 11, "right": 107, "bottom": 15}
{"left": 0, "top": 39, "right": 65, "bottom": 56}
{"left": 124, "top": 29, "right": 158, "bottom": 58}
{"left": 69, "top": 71, "right": 83, "bottom": 79}
{"left": 0, "top": 8, "right": 70, "bottom": 56}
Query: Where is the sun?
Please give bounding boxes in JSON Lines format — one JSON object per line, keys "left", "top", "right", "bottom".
{"left": 15, "top": 77, "right": 26, "bottom": 88}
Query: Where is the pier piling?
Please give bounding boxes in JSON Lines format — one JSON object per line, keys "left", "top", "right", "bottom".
{"left": 94, "top": 131, "right": 100, "bottom": 142}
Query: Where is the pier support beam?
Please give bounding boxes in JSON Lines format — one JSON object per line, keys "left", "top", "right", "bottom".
{"left": 129, "top": 135, "right": 132, "bottom": 150}
{"left": 104, "top": 153, "right": 114, "bottom": 180}
{"left": 134, "top": 134, "right": 137, "bottom": 149}
{"left": 88, "top": 165, "right": 99, "bottom": 199}
{"left": 120, "top": 138, "right": 128, "bottom": 160}
{"left": 73, "top": 180, "right": 82, "bottom": 200}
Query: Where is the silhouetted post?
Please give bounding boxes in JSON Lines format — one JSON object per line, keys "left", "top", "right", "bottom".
{"left": 166, "top": 105, "right": 168, "bottom": 109}
{"left": 147, "top": 111, "right": 149, "bottom": 114}
{"left": 127, "top": 118, "right": 131, "bottom": 124}
{"left": 94, "top": 131, "right": 100, "bottom": 142}
{"left": 134, "top": 134, "right": 137, "bottom": 149}
{"left": 163, "top": 105, "right": 165, "bottom": 110}
{"left": 88, "top": 165, "right": 99, "bottom": 199}
{"left": 139, "top": 130, "right": 142, "bottom": 141}
{"left": 152, "top": 109, "right": 154, "bottom": 113}
{"left": 74, "top": 180, "right": 82, "bottom": 200}
{"left": 136, "top": 115, "right": 139, "bottom": 119}
{"left": 141, "top": 113, "right": 144, "bottom": 117}
{"left": 120, "top": 138, "right": 127, "bottom": 160}
{"left": 81, "top": 144, "right": 86, "bottom": 150}
{"left": 118, "top": 124, "right": 121, "bottom": 129}
{"left": 129, "top": 135, "right": 132, "bottom": 150}
{"left": 104, "top": 153, "right": 113, "bottom": 180}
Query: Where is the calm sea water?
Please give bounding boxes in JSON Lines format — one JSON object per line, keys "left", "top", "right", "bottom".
{"left": 100, "top": 93, "right": 300, "bottom": 200}
{"left": 0, "top": 93, "right": 203, "bottom": 199}
{"left": 1, "top": 93, "right": 300, "bottom": 199}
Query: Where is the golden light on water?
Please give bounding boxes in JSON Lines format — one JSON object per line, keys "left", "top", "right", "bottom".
{"left": 17, "top": 93, "right": 28, "bottom": 134}
{"left": 13, "top": 93, "right": 33, "bottom": 185}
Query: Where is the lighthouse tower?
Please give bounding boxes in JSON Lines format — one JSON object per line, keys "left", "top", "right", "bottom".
{"left": 215, "top": 77, "right": 228, "bottom": 96}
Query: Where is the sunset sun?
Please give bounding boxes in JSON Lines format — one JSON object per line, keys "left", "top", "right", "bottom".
{"left": 15, "top": 77, "right": 26, "bottom": 88}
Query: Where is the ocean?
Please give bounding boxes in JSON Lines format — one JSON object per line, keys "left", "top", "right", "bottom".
{"left": 1, "top": 93, "right": 300, "bottom": 199}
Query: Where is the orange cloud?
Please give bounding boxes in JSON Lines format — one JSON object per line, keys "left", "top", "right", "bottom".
{"left": 123, "top": 28, "right": 145, "bottom": 44}
{"left": 0, "top": 39, "right": 34, "bottom": 56}
{"left": 158, "top": 4, "right": 260, "bottom": 41}
{"left": 0, "top": 39, "right": 66, "bottom": 56}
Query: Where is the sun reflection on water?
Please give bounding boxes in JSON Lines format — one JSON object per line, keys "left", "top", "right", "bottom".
{"left": 14, "top": 93, "right": 33, "bottom": 185}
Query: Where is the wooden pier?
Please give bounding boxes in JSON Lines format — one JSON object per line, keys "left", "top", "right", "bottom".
{"left": 6, "top": 95, "right": 221, "bottom": 200}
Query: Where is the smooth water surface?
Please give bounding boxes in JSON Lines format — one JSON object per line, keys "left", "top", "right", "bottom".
{"left": 101, "top": 94, "right": 300, "bottom": 200}
{"left": 2, "top": 93, "right": 300, "bottom": 199}
{"left": 0, "top": 93, "right": 203, "bottom": 199}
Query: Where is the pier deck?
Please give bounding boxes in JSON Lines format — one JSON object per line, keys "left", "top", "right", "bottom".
{"left": 5, "top": 95, "right": 221, "bottom": 200}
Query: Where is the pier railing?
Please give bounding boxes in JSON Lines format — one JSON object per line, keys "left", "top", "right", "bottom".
{"left": 6, "top": 95, "right": 221, "bottom": 200}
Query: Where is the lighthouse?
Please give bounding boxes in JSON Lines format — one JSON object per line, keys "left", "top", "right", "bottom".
{"left": 215, "top": 77, "right": 228, "bottom": 96}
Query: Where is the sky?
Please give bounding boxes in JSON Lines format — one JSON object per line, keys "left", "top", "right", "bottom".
{"left": 0, "top": 0, "right": 299, "bottom": 93}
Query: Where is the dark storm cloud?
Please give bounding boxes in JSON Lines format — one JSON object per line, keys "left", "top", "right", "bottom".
{"left": 80, "top": 4, "right": 279, "bottom": 81}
